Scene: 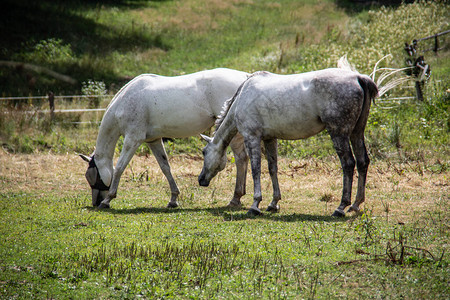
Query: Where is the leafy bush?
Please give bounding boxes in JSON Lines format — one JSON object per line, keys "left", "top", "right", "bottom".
{"left": 82, "top": 80, "right": 107, "bottom": 108}
{"left": 18, "top": 38, "right": 75, "bottom": 66}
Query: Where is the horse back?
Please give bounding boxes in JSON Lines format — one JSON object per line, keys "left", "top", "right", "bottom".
{"left": 103, "top": 69, "right": 247, "bottom": 139}
{"left": 233, "top": 69, "right": 373, "bottom": 139}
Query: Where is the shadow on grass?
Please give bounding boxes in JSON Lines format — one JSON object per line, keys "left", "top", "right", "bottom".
{"left": 86, "top": 205, "right": 350, "bottom": 223}
{"left": 0, "top": 0, "right": 171, "bottom": 94}
{"left": 1, "top": 0, "right": 170, "bottom": 55}
{"left": 334, "top": 0, "right": 406, "bottom": 14}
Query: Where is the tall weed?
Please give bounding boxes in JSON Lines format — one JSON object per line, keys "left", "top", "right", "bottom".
{"left": 289, "top": 2, "right": 447, "bottom": 74}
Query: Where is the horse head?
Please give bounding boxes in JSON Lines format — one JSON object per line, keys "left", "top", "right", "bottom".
{"left": 198, "top": 134, "right": 227, "bottom": 187}
{"left": 80, "top": 154, "right": 110, "bottom": 207}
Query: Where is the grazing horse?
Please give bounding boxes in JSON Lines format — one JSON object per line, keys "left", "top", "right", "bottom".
{"left": 198, "top": 67, "right": 378, "bottom": 217}
{"left": 80, "top": 68, "right": 249, "bottom": 209}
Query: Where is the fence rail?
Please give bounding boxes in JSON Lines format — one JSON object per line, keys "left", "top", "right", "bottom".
{"left": 0, "top": 80, "right": 434, "bottom": 121}
{"left": 38, "top": 108, "right": 106, "bottom": 113}
{"left": 0, "top": 94, "right": 112, "bottom": 101}
{"left": 0, "top": 94, "right": 111, "bottom": 122}
{"left": 414, "top": 29, "right": 450, "bottom": 53}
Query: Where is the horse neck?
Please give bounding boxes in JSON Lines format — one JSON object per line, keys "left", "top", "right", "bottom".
{"left": 213, "top": 108, "right": 238, "bottom": 150}
{"left": 94, "top": 114, "right": 120, "bottom": 173}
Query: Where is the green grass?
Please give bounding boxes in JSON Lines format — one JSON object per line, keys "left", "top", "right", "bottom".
{"left": 8, "top": 0, "right": 447, "bottom": 95}
{"left": 1, "top": 1, "right": 448, "bottom": 160}
{"left": 0, "top": 167, "right": 448, "bottom": 298}
{"left": 1, "top": 151, "right": 449, "bottom": 298}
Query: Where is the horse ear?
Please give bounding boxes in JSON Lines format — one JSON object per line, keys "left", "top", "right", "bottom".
{"left": 200, "top": 134, "right": 213, "bottom": 143}
{"left": 79, "top": 154, "right": 91, "bottom": 163}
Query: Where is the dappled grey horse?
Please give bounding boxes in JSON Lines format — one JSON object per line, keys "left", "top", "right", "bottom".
{"left": 199, "top": 67, "right": 378, "bottom": 217}
{"left": 80, "top": 68, "right": 249, "bottom": 209}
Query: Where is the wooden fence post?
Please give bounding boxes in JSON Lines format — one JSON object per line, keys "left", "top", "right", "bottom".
{"left": 404, "top": 30, "right": 449, "bottom": 101}
{"left": 415, "top": 82, "right": 424, "bottom": 102}
{"left": 434, "top": 34, "right": 439, "bottom": 53}
{"left": 48, "top": 92, "right": 55, "bottom": 121}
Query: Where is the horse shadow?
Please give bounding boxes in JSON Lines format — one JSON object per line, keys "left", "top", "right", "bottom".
{"left": 85, "top": 205, "right": 351, "bottom": 223}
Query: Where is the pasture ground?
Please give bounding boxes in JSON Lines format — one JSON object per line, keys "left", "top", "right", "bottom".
{"left": 0, "top": 1, "right": 448, "bottom": 298}
{"left": 0, "top": 150, "right": 448, "bottom": 298}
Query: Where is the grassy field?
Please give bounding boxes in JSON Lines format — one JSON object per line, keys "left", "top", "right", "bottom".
{"left": 1, "top": 1, "right": 448, "bottom": 157}
{"left": 0, "top": 0, "right": 350, "bottom": 95}
{"left": 0, "top": 151, "right": 448, "bottom": 298}
{"left": 1, "top": 0, "right": 449, "bottom": 298}
{"left": 1, "top": 0, "right": 447, "bottom": 95}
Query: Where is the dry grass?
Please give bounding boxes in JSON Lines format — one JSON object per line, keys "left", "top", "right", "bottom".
{"left": 131, "top": 0, "right": 348, "bottom": 43}
{"left": 1, "top": 149, "right": 448, "bottom": 298}
{"left": 133, "top": 0, "right": 251, "bottom": 33}
{"left": 1, "top": 149, "right": 447, "bottom": 224}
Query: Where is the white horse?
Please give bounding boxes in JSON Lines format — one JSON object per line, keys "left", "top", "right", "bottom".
{"left": 198, "top": 67, "right": 378, "bottom": 217}
{"left": 80, "top": 68, "right": 249, "bottom": 209}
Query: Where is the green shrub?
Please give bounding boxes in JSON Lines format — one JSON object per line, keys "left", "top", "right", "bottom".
{"left": 18, "top": 38, "right": 75, "bottom": 66}
{"left": 82, "top": 80, "right": 107, "bottom": 108}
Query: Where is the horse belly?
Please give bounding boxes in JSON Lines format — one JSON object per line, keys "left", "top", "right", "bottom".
{"left": 264, "top": 117, "right": 325, "bottom": 140}
{"left": 248, "top": 97, "right": 325, "bottom": 140}
{"left": 146, "top": 110, "right": 215, "bottom": 139}
{"left": 155, "top": 118, "right": 214, "bottom": 138}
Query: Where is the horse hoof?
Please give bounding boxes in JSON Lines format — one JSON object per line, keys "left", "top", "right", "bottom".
{"left": 227, "top": 200, "right": 242, "bottom": 208}
{"left": 266, "top": 205, "right": 280, "bottom": 213}
{"left": 93, "top": 198, "right": 103, "bottom": 207}
{"left": 247, "top": 207, "right": 263, "bottom": 216}
{"left": 97, "top": 202, "right": 110, "bottom": 209}
{"left": 347, "top": 206, "right": 358, "bottom": 213}
{"left": 167, "top": 202, "right": 179, "bottom": 208}
{"left": 332, "top": 209, "right": 345, "bottom": 217}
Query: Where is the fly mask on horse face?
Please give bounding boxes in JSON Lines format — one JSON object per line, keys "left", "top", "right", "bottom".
{"left": 80, "top": 154, "right": 110, "bottom": 206}
{"left": 86, "top": 157, "right": 110, "bottom": 191}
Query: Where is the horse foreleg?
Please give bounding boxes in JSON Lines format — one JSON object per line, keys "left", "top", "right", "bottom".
{"left": 245, "top": 137, "right": 263, "bottom": 216}
{"left": 148, "top": 139, "right": 180, "bottom": 208}
{"left": 349, "top": 134, "right": 370, "bottom": 213}
{"left": 264, "top": 139, "right": 281, "bottom": 212}
{"left": 330, "top": 135, "right": 355, "bottom": 217}
{"left": 228, "top": 134, "right": 248, "bottom": 208}
{"left": 99, "top": 136, "right": 142, "bottom": 209}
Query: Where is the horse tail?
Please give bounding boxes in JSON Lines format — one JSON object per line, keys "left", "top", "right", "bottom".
{"left": 354, "top": 75, "right": 378, "bottom": 133}
{"left": 359, "top": 75, "right": 379, "bottom": 103}
{"left": 215, "top": 71, "right": 267, "bottom": 130}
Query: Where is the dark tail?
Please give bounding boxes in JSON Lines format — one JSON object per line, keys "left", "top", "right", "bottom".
{"left": 354, "top": 75, "right": 378, "bottom": 134}
{"left": 359, "top": 75, "right": 378, "bottom": 103}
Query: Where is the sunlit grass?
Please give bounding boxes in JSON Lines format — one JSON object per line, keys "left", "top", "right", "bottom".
{"left": 0, "top": 152, "right": 448, "bottom": 298}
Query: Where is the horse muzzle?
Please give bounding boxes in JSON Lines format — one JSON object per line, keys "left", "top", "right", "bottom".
{"left": 198, "top": 174, "right": 210, "bottom": 187}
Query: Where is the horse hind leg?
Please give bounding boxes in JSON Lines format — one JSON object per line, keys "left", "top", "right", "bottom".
{"left": 148, "top": 139, "right": 180, "bottom": 208}
{"left": 348, "top": 133, "right": 370, "bottom": 214}
{"left": 330, "top": 134, "right": 355, "bottom": 217}
{"left": 264, "top": 139, "right": 281, "bottom": 213}
{"left": 245, "top": 136, "right": 264, "bottom": 216}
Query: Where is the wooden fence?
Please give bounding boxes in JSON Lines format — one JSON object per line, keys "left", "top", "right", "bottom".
{"left": 404, "top": 30, "right": 449, "bottom": 101}
{"left": 0, "top": 94, "right": 113, "bottom": 125}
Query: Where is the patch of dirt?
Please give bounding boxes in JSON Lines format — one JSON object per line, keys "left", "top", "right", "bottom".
{"left": 1, "top": 149, "right": 448, "bottom": 222}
